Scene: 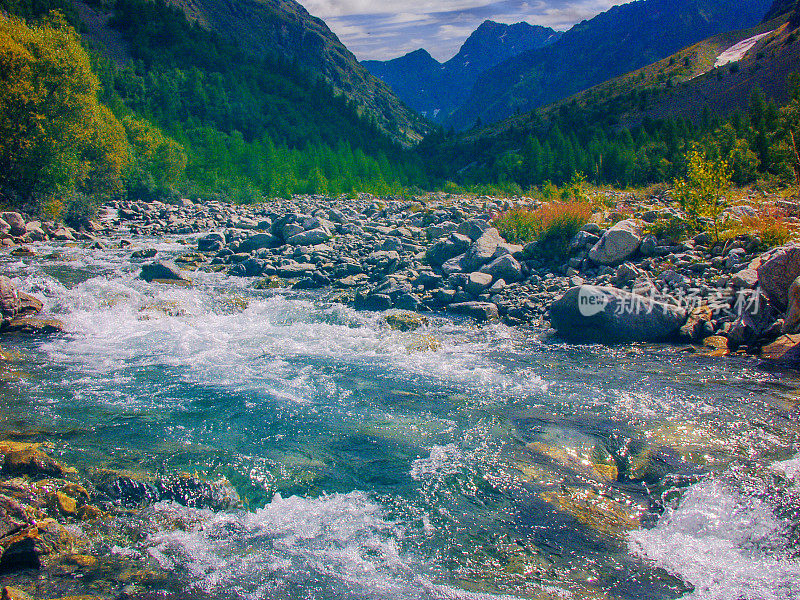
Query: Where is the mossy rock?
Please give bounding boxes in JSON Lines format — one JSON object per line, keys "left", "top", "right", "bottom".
{"left": 383, "top": 311, "right": 429, "bottom": 332}
{"left": 405, "top": 334, "right": 441, "bottom": 353}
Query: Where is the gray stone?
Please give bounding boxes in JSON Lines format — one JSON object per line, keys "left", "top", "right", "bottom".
{"left": 480, "top": 255, "right": 522, "bottom": 282}
{"left": 238, "top": 233, "right": 279, "bottom": 253}
{"left": 462, "top": 228, "right": 503, "bottom": 271}
{"left": 757, "top": 245, "right": 800, "bottom": 310}
{"left": 588, "top": 219, "right": 643, "bottom": 265}
{"left": 287, "top": 228, "right": 331, "bottom": 246}
{"left": 441, "top": 253, "right": 467, "bottom": 276}
{"left": 198, "top": 232, "right": 226, "bottom": 251}
{"left": 1, "top": 212, "right": 25, "bottom": 236}
{"left": 549, "top": 285, "right": 687, "bottom": 343}
{"left": 447, "top": 301, "right": 500, "bottom": 323}
{"left": 465, "top": 272, "right": 493, "bottom": 296}
{"left": 426, "top": 233, "right": 471, "bottom": 266}
{"left": 730, "top": 268, "right": 758, "bottom": 289}
{"left": 140, "top": 261, "right": 189, "bottom": 283}
{"left": 456, "top": 219, "right": 491, "bottom": 241}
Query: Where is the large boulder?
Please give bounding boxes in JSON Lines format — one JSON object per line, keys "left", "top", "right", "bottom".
{"left": 480, "top": 254, "right": 522, "bottom": 283}
{"left": 426, "top": 233, "right": 471, "bottom": 266}
{"left": 588, "top": 219, "right": 643, "bottom": 265}
{"left": 238, "top": 232, "right": 279, "bottom": 253}
{"left": 757, "top": 245, "right": 800, "bottom": 310}
{"left": 0, "top": 277, "right": 19, "bottom": 321}
{"left": 461, "top": 228, "right": 503, "bottom": 272}
{"left": 0, "top": 213, "right": 25, "bottom": 237}
{"left": 549, "top": 285, "right": 687, "bottom": 343}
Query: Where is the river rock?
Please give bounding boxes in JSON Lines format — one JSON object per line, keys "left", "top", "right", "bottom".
{"left": 588, "top": 219, "right": 643, "bottom": 265}
{"left": 465, "top": 272, "right": 493, "bottom": 296}
{"left": 238, "top": 232, "right": 279, "bottom": 253}
{"left": 1, "top": 317, "right": 64, "bottom": 335}
{"left": 447, "top": 301, "right": 500, "bottom": 323}
{"left": 426, "top": 233, "right": 471, "bottom": 266}
{"left": 140, "top": 261, "right": 189, "bottom": 283}
{"left": 197, "top": 232, "right": 226, "bottom": 251}
{"left": 462, "top": 228, "right": 503, "bottom": 271}
{"left": 549, "top": 285, "right": 687, "bottom": 343}
{"left": 1, "top": 442, "right": 74, "bottom": 477}
{"left": 383, "top": 312, "right": 428, "bottom": 331}
{"left": 784, "top": 276, "right": 800, "bottom": 334}
{"left": 480, "top": 255, "right": 522, "bottom": 282}
{"left": 0, "top": 277, "right": 19, "bottom": 321}
{"left": 761, "top": 334, "right": 800, "bottom": 365}
{"left": 0, "top": 213, "right": 25, "bottom": 237}
{"left": 286, "top": 228, "right": 330, "bottom": 246}
{"left": 757, "top": 244, "right": 800, "bottom": 310}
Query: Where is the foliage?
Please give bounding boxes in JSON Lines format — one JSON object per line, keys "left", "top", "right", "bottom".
{"left": 493, "top": 201, "right": 593, "bottom": 254}
{"left": 673, "top": 149, "right": 732, "bottom": 242}
{"left": 722, "top": 205, "right": 793, "bottom": 249}
{"left": 647, "top": 215, "right": 692, "bottom": 242}
{"left": 0, "top": 13, "right": 129, "bottom": 211}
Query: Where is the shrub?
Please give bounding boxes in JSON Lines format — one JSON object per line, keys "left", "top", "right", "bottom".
{"left": 723, "top": 206, "right": 793, "bottom": 249}
{"left": 493, "top": 201, "right": 593, "bottom": 254}
{"left": 647, "top": 215, "right": 692, "bottom": 242}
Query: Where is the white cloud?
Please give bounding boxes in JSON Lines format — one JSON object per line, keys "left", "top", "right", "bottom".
{"left": 297, "top": 0, "right": 634, "bottom": 61}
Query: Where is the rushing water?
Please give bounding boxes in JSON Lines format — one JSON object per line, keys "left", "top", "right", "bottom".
{"left": 1, "top": 237, "right": 800, "bottom": 600}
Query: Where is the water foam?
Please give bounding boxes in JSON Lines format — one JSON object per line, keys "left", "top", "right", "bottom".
{"left": 629, "top": 479, "right": 800, "bottom": 600}
{"left": 145, "top": 493, "right": 560, "bottom": 600}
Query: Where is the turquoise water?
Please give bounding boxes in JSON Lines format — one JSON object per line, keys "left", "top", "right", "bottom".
{"left": 1, "top": 238, "right": 800, "bottom": 600}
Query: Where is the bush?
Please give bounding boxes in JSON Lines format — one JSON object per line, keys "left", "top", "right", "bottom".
{"left": 723, "top": 206, "right": 793, "bottom": 249}
{"left": 493, "top": 201, "right": 593, "bottom": 253}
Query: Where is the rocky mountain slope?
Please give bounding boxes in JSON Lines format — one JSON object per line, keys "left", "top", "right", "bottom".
{"left": 447, "top": 0, "right": 775, "bottom": 130}
{"left": 362, "top": 20, "right": 560, "bottom": 121}
{"left": 112, "top": 0, "right": 429, "bottom": 145}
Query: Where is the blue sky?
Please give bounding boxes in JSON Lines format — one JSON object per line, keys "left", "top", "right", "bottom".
{"left": 296, "top": 0, "right": 630, "bottom": 61}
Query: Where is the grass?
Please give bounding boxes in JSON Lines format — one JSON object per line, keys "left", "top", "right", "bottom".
{"left": 493, "top": 202, "right": 594, "bottom": 249}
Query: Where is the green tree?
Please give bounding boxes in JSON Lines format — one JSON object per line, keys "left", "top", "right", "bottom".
{"left": 0, "top": 13, "right": 129, "bottom": 209}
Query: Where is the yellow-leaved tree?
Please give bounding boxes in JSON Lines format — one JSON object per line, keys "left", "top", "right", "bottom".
{"left": 0, "top": 13, "right": 129, "bottom": 210}
{"left": 674, "top": 149, "right": 732, "bottom": 243}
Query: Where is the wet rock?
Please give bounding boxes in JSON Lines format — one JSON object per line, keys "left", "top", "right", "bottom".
{"left": 131, "top": 248, "right": 157, "bottom": 260}
{"left": 0, "top": 278, "right": 19, "bottom": 321}
{"left": 540, "top": 486, "right": 639, "bottom": 539}
{"left": 727, "top": 293, "right": 778, "bottom": 348}
{"left": 383, "top": 311, "right": 428, "bottom": 331}
{"left": 761, "top": 334, "right": 800, "bottom": 365}
{"left": 589, "top": 219, "right": 643, "bottom": 265}
{"left": 140, "top": 261, "right": 189, "bottom": 284}
{"left": 405, "top": 334, "right": 441, "bottom": 352}
{"left": 549, "top": 285, "right": 687, "bottom": 343}
{"left": 0, "top": 496, "right": 30, "bottom": 539}
{"left": 1, "top": 442, "right": 74, "bottom": 478}
{"left": 2, "top": 318, "right": 65, "bottom": 335}
{"left": 447, "top": 301, "right": 500, "bottom": 323}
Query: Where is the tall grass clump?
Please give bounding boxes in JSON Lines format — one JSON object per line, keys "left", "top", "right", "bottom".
{"left": 723, "top": 205, "right": 793, "bottom": 249}
{"left": 493, "top": 201, "right": 594, "bottom": 253}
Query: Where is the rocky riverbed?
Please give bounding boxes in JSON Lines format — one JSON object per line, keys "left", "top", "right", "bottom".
{"left": 3, "top": 191, "right": 799, "bottom": 359}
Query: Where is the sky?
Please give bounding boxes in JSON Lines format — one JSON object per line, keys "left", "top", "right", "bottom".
{"left": 295, "top": 0, "right": 631, "bottom": 62}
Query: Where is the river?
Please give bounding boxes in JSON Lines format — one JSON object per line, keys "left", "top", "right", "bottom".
{"left": 1, "top": 235, "right": 799, "bottom": 600}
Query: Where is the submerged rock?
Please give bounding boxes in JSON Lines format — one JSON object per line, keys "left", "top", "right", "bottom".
{"left": 94, "top": 471, "right": 240, "bottom": 511}
{"left": 383, "top": 311, "right": 428, "bottom": 331}
{"left": 549, "top": 285, "right": 687, "bottom": 343}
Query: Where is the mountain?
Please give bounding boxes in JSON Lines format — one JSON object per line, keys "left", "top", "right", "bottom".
{"left": 447, "top": 0, "right": 775, "bottom": 130}
{"left": 418, "top": 1, "right": 800, "bottom": 191}
{"left": 148, "top": 0, "right": 429, "bottom": 145}
{"left": 362, "top": 20, "right": 560, "bottom": 121}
